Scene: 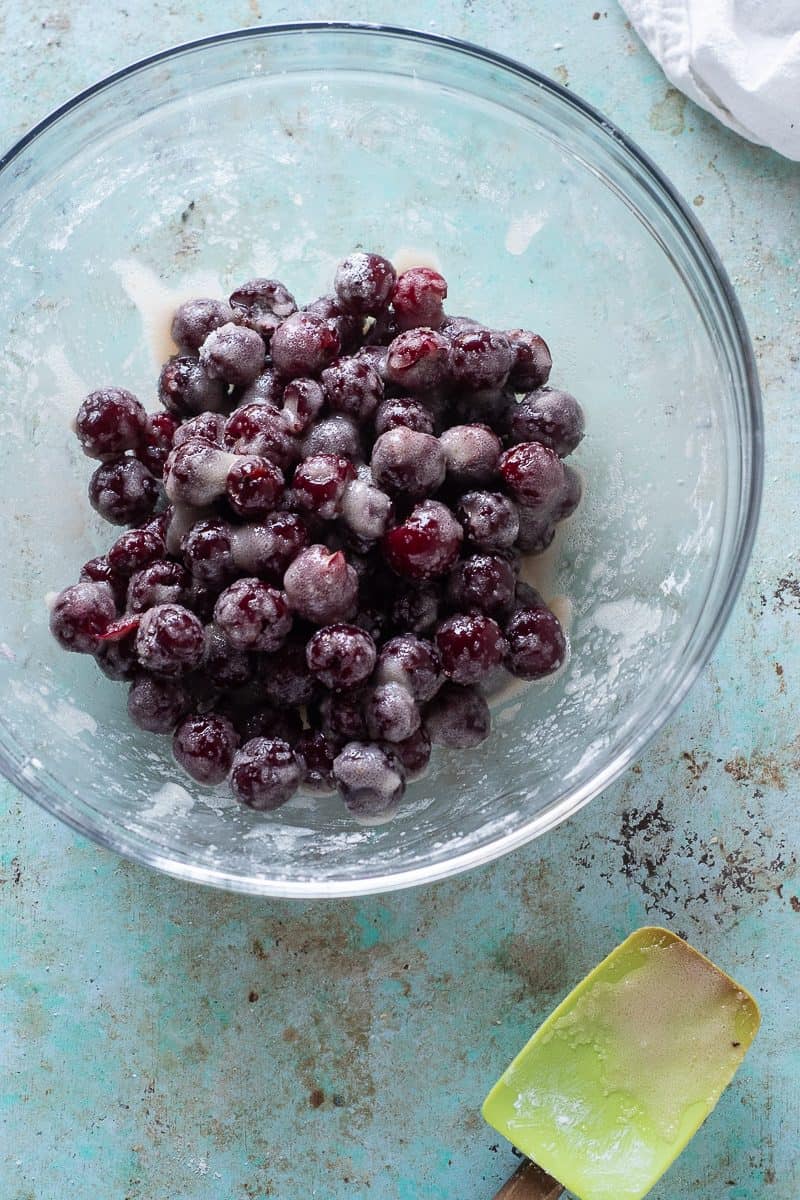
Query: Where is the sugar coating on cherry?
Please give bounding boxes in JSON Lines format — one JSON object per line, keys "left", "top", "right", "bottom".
{"left": 230, "top": 737, "right": 302, "bottom": 810}
{"left": 75, "top": 388, "right": 147, "bottom": 459}
{"left": 57, "top": 253, "right": 585, "bottom": 822}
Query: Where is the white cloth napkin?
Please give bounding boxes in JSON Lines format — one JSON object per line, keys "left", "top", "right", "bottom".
{"left": 620, "top": 0, "right": 800, "bottom": 160}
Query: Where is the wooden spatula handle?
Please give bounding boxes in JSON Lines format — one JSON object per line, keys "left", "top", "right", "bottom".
{"left": 491, "top": 1159, "right": 563, "bottom": 1200}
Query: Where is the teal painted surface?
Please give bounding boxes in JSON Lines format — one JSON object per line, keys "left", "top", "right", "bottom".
{"left": 0, "top": 2, "right": 798, "bottom": 1198}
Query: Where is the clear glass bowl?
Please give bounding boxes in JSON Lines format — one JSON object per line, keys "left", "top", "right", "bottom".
{"left": 0, "top": 24, "right": 762, "bottom": 897}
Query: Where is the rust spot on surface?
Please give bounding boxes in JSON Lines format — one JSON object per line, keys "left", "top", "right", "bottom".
{"left": 790, "top": 896, "right": 800, "bottom": 913}
{"left": 252, "top": 937, "right": 268, "bottom": 960}
{"left": 681, "top": 749, "right": 708, "bottom": 781}
{"left": 773, "top": 572, "right": 800, "bottom": 611}
{"left": 248, "top": 990, "right": 259, "bottom": 1003}
{"left": 282, "top": 1026, "right": 299, "bottom": 1042}
{"left": 308, "top": 1088, "right": 325, "bottom": 1108}
{"left": 694, "top": 194, "right": 705, "bottom": 206}
{"left": 724, "top": 753, "right": 786, "bottom": 790}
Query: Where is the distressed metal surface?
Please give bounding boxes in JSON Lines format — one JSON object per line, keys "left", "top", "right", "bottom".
{"left": 0, "top": 3, "right": 798, "bottom": 1198}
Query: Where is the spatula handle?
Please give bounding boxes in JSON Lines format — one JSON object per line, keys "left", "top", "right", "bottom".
{"left": 491, "top": 1159, "right": 563, "bottom": 1199}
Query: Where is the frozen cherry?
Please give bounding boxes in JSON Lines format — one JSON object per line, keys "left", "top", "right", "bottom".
{"left": 552, "top": 464, "right": 582, "bottom": 522}
{"left": 295, "top": 729, "right": 338, "bottom": 791}
{"left": 158, "top": 355, "right": 227, "bottom": 417}
{"left": 390, "top": 726, "right": 432, "bottom": 778}
{"left": 94, "top": 636, "right": 139, "bottom": 681}
{"left": 321, "top": 357, "right": 384, "bottom": 421}
{"left": 139, "top": 412, "right": 179, "bottom": 478}
{"left": 389, "top": 586, "right": 440, "bottom": 634}
{"left": 334, "top": 252, "right": 396, "bottom": 316}
{"left": 499, "top": 442, "right": 566, "bottom": 510}
{"left": 237, "top": 705, "right": 303, "bottom": 746}
{"left": 283, "top": 545, "right": 358, "bottom": 624}
{"left": 231, "top": 737, "right": 302, "bottom": 810}
{"left": 164, "top": 439, "right": 237, "bottom": 507}
{"left": 332, "top": 741, "right": 406, "bottom": 816}
{"left": 513, "top": 579, "right": 545, "bottom": 612}
{"left": 229, "top": 278, "right": 296, "bottom": 340}
{"left": 505, "top": 605, "right": 566, "bottom": 679}
{"left": 224, "top": 403, "right": 299, "bottom": 471}
{"left": 261, "top": 638, "right": 318, "bottom": 707}
{"left": 374, "top": 397, "right": 435, "bottom": 437}
{"left": 128, "top": 675, "right": 192, "bottom": 734}
{"left": 173, "top": 412, "right": 226, "bottom": 449}
{"left": 292, "top": 454, "right": 356, "bottom": 519}
{"left": 304, "top": 294, "right": 363, "bottom": 353}
{"left": 385, "top": 328, "right": 451, "bottom": 391}
{"left": 230, "top": 512, "right": 309, "bottom": 581}
{"left": 171, "top": 297, "right": 233, "bottom": 353}
{"left": 450, "top": 328, "right": 514, "bottom": 390}
{"left": 173, "top": 712, "right": 239, "bottom": 785}
{"left": 366, "top": 682, "right": 421, "bottom": 743}
{"left": 75, "top": 388, "right": 147, "bottom": 459}
{"left": 424, "top": 683, "right": 491, "bottom": 748}
{"left": 79, "top": 556, "right": 126, "bottom": 609}
{"left": 506, "top": 330, "right": 552, "bottom": 391}
{"left": 280, "top": 378, "right": 325, "bottom": 435}
{"left": 451, "top": 383, "right": 514, "bottom": 430}
{"left": 371, "top": 429, "right": 445, "bottom": 498}
{"left": 88, "top": 457, "right": 159, "bottom": 526}
{"left": 234, "top": 367, "right": 284, "bottom": 409}
{"left": 306, "top": 624, "right": 376, "bottom": 691}
{"left": 199, "top": 322, "right": 266, "bottom": 386}
{"left": 135, "top": 603, "right": 206, "bottom": 676}
{"left": 515, "top": 509, "right": 556, "bottom": 554}
{"left": 127, "top": 560, "right": 187, "bottom": 614}
{"left": 108, "top": 528, "right": 163, "bottom": 577}
{"left": 446, "top": 553, "right": 516, "bottom": 619}
{"left": 339, "top": 471, "right": 393, "bottom": 543}
{"left": 439, "top": 424, "right": 501, "bottom": 485}
{"left": 456, "top": 491, "right": 519, "bottom": 550}
{"left": 507, "top": 388, "right": 585, "bottom": 458}
{"left": 226, "top": 456, "right": 285, "bottom": 517}
{"left": 382, "top": 500, "right": 463, "bottom": 582}
{"left": 214, "top": 578, "right": 292, "bottom": 652}
{"left": 392, "top": 267, "right": 447, "bottom": 331}
{"left": 270, "top": 311, "right": 341, "bottom": 378}
{"left": 49, "top": 582, "right": 116, "bottom": 653}
{"left": 203, "top": 624, "right": 254, "bottom": 688}
{"left": 435, "top": 613, "right": 506, "bottom": 684}
{"left": 316, "top": 688, "right": 369, "bottom": 741}
{"left": 376, "top": 634, "right": 442, "bottom": 702}
{"left": 184, "top": 580, "right": 221, "bottom": 625}
{"left": 302, "top": 414, "right": 363, "bottom": 462}
{"left": 354, "top": 343, "right": 390, "bottom": 381}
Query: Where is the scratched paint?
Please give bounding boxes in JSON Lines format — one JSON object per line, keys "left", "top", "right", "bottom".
{"left": 1, "top": 2, "right": 799, "bottom": 1199}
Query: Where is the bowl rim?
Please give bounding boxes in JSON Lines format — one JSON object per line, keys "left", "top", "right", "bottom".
{"left": 0, "top": 21, "right": 763, "bottom": 898}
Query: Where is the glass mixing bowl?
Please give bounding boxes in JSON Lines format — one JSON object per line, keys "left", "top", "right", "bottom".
{"left": 0, "top": 24, "right": 762, "bottom": 896}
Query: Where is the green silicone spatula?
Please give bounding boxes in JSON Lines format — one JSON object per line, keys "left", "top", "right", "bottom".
{"left": 483, "top": 927, "right": 759, "bottom": 1200}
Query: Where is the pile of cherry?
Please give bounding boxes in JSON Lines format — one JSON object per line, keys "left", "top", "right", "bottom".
{"left": 49, "top": 253, "right": 585, "bottom": 819}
